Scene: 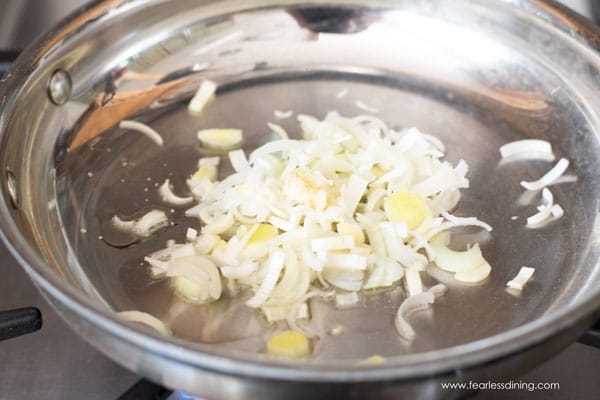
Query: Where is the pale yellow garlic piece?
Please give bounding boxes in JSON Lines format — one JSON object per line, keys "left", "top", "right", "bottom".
{"left": 266, "top": 330, "right": 310, "bottom": 357}
{"left": 384, "top": 192, "right": 430, "bottom": 230}
{"left": 357, "top": 355, "right": 386, "bottom": 365}
{"left": 240, "top": 223, "right": 279, "bottom": 259}
{"left": 248, "top": 223, "right": 279, "bottom": 244}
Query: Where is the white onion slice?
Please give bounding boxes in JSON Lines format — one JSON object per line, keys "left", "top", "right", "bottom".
{"left": 526, "top": 206, "right": 553, "bottom": 226}
{"left": 394, "top": 284, "right": 448, "bottom": 340}
{"left": 507, "top": 266, "right": 535, "bottom": 290}
{"left": 262, "top": 303, "right": 308, "bottom": 323}
{"left": 274, "top": 110, "right": 293, "bottom": 119}
{"left": 404, "top": 269, "right": 423, "bottom": 296}
{"left": 342, "top": 174, "right": 368, "bottom": 217}
{"left": 526, "top": 188, "right": 563, "bottom": 226}
{"left": 267, "top": 249, "right": 311, "bottom": 307}
{"left": 324, "top": 253, "right": 367, "bottom": 271}
{"left": 322, "top": 269, "right": 363, "bottom": 291}
{"left": 268, "top": 216, "right": 295, "bottom": 232}
{"left": 499, "top": 139, "right": 553, "bottom": 160}
{"left": 302, "top": 245, "right": 325, "bottom": 272}
{"left": 159, "top": 179, "right": 193, "bottom": 205}
{"left": 422, "top": 134, "right": 446, "bottom": 153}
{"left": 364, "top": 257, "right": 404, "bottom": 289}
{"left": 246, "top": 250, "right": 285, "bottom": 308}
{"left": 249, "top": 139, "right": 300, "bottom": 163}
{"left": 119, "top": 120, "right": 164, "bottom": 146}
{"left": 169, "top": 243, "right": 195, "bottom": 259}
{"left": 336, "top": 88, "right": 348, "bottom": 99}
{"left": 379, "top": 221, "right": 408, "bottom": 240}
{"left": 144, "top": 257, "right": 169, "bottom": 276}
{"left": 194, "top": 233, "right": 220, "bottom": 254}
{"left": 188, "top": 79, "right": 217, "bottom": 115}
{"left": 118, "top": 311, "right": 171, "bottom": 335}
{"left": 394, "top": 291, "right": 434, "bottom": 341}
{"left": 430, "top": 232, "right": 487, "bottom": 273}
{"left": 412, "top": 161, "right": 469, "bottom": 197}
{"left": 365, "top": 225, "right": 387, "bottom": 256}
{"left": 355, "top": 100, "right": 380, "bottom": 114}
{"left": 228, "top": 149, "right": 250, "bottom": 173}
{"left": 335, "top": 292, "right": 359, "bottom": 307}
{"left": 541, "top": 187, "right": 554, "bottom": 204}
{"left": 198, "top": 129, "right": 243, "bottom": 149}
{"left": 329, "top": 325, "right": 345, "bottom": 336}
{"left": 428, "top": 283, "right": 448, "bottom": 298}
{"left": 167, "top": 257, "right": 221, "bottom": 300}
{"left": 440, "top": 211, "right": 493, "bottom": 232}
{"left": 520, "top": 158, "right": 570, "bottom": 191}
{"left": 418, "top": 211, "right": 492, "bottom": 243}
{"left": 551, "top": 204, "right": 564, "bottom": 218}
{"left": 310, "top": 235, "right": 355, "bottom": 253}
{"left": 112, "top": 209, "right": 169, "bottom": 238}
{"left": 203, "top": 213, "right": 234, "bottom": 234}
{"left": 267, "top": 122, "right": 289, "bottom": 140}
{"left": 221, "top": 261, "right": 259, "bottom": 278}
{"left": 186, "top": 228, "right": 198, "bottom": 242}
{"left": 365, "top": 188, "right": 388, "bottom": 212}
{"left": 454, "top": 262, "right": 491, "bottom": 283}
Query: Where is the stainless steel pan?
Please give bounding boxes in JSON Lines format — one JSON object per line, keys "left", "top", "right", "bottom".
{"left": 1, "top": 0, "right": 600, "bottom": 398}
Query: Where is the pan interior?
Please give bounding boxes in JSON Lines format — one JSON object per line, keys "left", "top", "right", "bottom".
{"left": 10, "top": 1, "right": 600, "bottom": 364}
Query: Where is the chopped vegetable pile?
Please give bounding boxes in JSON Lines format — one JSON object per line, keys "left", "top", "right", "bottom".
{"left": 105, "top": 76, "right": 581, "bottom": 360}
{"left": 138, "top": 110, "right": 495, "bottom": 344}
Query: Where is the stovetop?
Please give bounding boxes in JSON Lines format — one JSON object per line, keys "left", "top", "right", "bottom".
{"left": 1, "top": 1, "right": 600, "bottom": 399}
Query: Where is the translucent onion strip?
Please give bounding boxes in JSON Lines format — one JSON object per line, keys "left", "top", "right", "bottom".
{"left": 520, "top": 158, "right": 570, "bottom": 191}
{"left": 355, "top": 100, "right": 380, "bottom": 114}
{"left": 342, "top": 174, "right": 368, "bottom": 217}
{"left": 506, "top": 267, "right": 535, "bottom": 291}
{"left": 246, "top": 250, "right": 286, "bottom": 308}
{"left": 221, "top": 261, "right": 259, "bottom": 278}
{"left": 499, "top": 139, "right": 553, "bottom": 160}
{"left": 454, "top": 262, "right": 491, "bottom": 283}
{"left": 159, "top": 179, "right": 193, "bottom": 205}
{"left": 229, "top": 149, "right": 250, "bottom": 173}
{"left": 336, "top": 88, "right": 348, "bottom": 99}
{"left": 188, "top": 79, "right": 217, "bottom": 115}
{"left": 527, "top": 188, "right": 563, "bottom": 226}
{"left": 335, "top": 292, "right": 359, "bottom": 307}
{"left": 273, "top": 110, "right": 293, "bottom": 119}
{"left": 119, "top": 120, "right": 164, "bottom": 146}
{"left": 394, "top": 284, "right": 448, "bottom": 341}
{"left": 118, "top": 311, "right": 171, "bottom": 335}
{"left": 112, "top": 209, "right": 169, "bottom": 238}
